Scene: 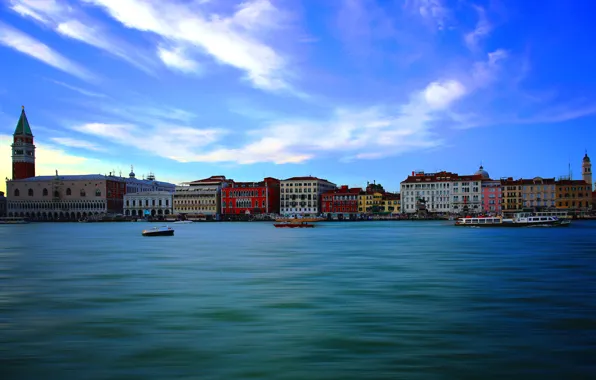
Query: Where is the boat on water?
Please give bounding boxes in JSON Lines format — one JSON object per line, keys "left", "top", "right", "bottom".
{"left": 274, "top": 221, "right": 315, "bottom": 228}
{"left": 173, "top": 220, "right": 193, "bottom": 224}
{"left": 0, "top": 217, "right": 29, "bottom": 224}
{"left": 142, "top": 226, "right": 175, "bottom": 236}
{"left": 455, "top": 213, "right": 570, "bottom": 228}
{"left": 275, "top": 217, "right": 325, "bottom": 223}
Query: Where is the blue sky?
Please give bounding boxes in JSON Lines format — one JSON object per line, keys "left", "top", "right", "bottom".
{"left": 1, "top": 0, "right": 595, "bottom": 193}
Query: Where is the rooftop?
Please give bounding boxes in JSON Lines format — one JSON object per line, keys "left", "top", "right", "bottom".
{"left": 283, "top": 176, "right": 332, "bottom": 182}
{"left": 322, "top": 187, "right": 363, "bottom": 195}
{"left": 9, "top": 173, "right": 175, "bottom": 187}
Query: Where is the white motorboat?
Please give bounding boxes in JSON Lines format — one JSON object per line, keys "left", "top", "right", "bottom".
{"left": 142, "top": 226, "right": 174, "bottom": 236}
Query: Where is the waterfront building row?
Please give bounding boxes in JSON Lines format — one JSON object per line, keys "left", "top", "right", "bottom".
{"left": 400, "top": 159, "right": 594, "bottom": 215}
{"left": 3, "top": 107, "right": 595, "bottom": 220}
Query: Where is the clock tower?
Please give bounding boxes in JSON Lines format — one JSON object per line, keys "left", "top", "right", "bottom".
{"left": 11, "top": 106, "right": 36, "bottom": 180}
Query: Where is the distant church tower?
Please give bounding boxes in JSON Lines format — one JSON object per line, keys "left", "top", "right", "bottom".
{"left": 583, "top": 152, "right": 592, "bottom": 190}
{"left": 11, "top": 106, "right": 36, "bottom": 180}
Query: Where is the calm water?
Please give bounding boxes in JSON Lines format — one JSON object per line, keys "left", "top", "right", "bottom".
{"left": 1, "top": 221, "right": 595, "bottom": 379}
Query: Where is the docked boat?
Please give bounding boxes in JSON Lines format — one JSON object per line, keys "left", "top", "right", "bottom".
{"left": 455, "top": 213, "right": 570, "bottom": 228}
{"left": 274, "top": 221, "right": 315, "bottom": 228}
{"left": 173, "top": 220, "right": 193, "bottom": 224}
{"left": 0, "top": 217, "right": 29, "bottom": 224}
{"left": 142, "top": 226, "right": 175, "bottom": 236}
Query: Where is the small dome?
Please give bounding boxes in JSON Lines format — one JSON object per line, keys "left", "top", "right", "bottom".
{"left": 475, "top": 165, "right": 490, "bottom": 179}
{"left": 129, "top": 165, "right": 136, "bottom": 178}
{"left": 584, "top": 153, "right": 590, "bottom": 162}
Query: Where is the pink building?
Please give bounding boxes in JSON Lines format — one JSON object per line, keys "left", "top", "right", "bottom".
{"left": 482, "top": 179, "right": 502, "bottom": 214}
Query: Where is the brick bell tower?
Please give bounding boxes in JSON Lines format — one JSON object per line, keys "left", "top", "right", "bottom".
{"left": 583, "top": 151, "right": 592, "bottom": 190}
{"left": 11, "top": 106, "right": 36, "bottom": 180}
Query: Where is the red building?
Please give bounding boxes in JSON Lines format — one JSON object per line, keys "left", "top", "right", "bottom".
{"left": 12, "top": 106, "right": 36, "bottom": 180}
{"left": 221, "top": 177, "right": 280, "bottom": 216}
{"left": 321, "top": 185, "right": 362, "bottom": 214}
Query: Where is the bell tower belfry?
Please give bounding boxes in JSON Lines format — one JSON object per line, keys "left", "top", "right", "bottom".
{"left": 583, "top": 151, "right": 592, "bottom": 190}
{"left": 11, "top": 106, "right": 36, "bottom": 180}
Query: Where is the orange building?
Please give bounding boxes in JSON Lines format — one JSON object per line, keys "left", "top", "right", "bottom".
{"left": 555, "top": 180, "right": 592, "bottom": 211}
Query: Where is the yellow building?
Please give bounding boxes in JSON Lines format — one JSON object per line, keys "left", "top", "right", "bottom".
{"left": 501, "top": 178, "right": 523, "bottom": 213}
{"left": 381, "top": 193, "right": 400, "bottom": 214}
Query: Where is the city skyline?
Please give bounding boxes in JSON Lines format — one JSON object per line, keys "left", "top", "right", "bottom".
{"left": 1, "top": 0, "right": 596, "bottom": 194}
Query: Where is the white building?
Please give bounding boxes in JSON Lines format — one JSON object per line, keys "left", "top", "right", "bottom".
{"left": 124, "top": 167, "right": 175, "bottom": 193}
{"left": 124, "top": 191, "right": 173, "bottom": 217}
{"left": 280, "top": 176, "right": 336, "bottom": 216}
{"left": 450, "top": 173, "right": 484, "bottom": 214}
{"left": 400, "top": 171, "right": 456, "bottom": 213}
{"left": 173, "top": 175, "right": 231, "bottom": 219}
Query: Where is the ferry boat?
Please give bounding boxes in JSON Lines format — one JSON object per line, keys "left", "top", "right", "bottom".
{"left": 0, "top": 217, "right": 29, "bottom": 224}
{"left": 142, "top": 226, "right": 175, "bottom": 236}
{"left": 274, "top": 221, "right": 315, "bottom": 228}
{"left": 455, "top": 213, "right": 570, "bottom": 228}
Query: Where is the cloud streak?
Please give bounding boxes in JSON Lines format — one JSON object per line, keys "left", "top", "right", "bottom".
{"left": 9, "top": 0, "right": 155, "bottom": 74}
{"left": 83, "top": 0, "right": 292, "bottom": 91}
{"left": 0, "top": 22, "right": 95, "bottom": 81}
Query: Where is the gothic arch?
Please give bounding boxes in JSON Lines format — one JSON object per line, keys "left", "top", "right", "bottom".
{"left": 28, "top": 188, "right": 33, "bottom": 196}
{"left": 80, "top": 189, "right": 86, "bottom": 197}
{"left": 95, "top": 188, "right": 101, "bottom": 196}
{"left": 14, "top": 189, "right": 19, "bottom": 197}
{"left": 43, "top": 188, "right": 48, "bottom": 196}
{"left": 66, "top": 188, "right": 72, "bottom": 196}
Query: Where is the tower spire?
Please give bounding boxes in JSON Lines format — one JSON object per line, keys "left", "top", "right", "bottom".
{"left": 11, "top": 107, "right": 36, "bottom": 180}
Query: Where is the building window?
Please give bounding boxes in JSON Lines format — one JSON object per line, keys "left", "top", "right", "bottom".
{"left": 66, "top": 188, "right": 72, "bottom": 196}
{"left": 43, "top": 188, "right": 48, "bottom": 196}
{"left": 14, "top": 189, "right": 20, "bottom": 197}
{"left": 95, "top": 189, "right": 101, "bottom": 196}
{"left": 80, "top": 189, "right": 86, "bottom": 197}
{"left": 28, "top": 188, "right": 33, "bottom": 196}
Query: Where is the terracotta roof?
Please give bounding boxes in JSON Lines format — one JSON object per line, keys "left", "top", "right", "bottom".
{"left": 322, "top": 187, "right": 362, "bottom": 195}
{"left": 556, "top": 180, "right": 592, "bottom": 186}
{"left": 382, "top": 192, "right": 400, "bottom": 200}
{"left": 189, "top": 175, "right": 229, "bottom": 184}
{"left": 283, "top": 176, "right": 329, "bottom": 181}
{"left": 401, "top": 171, "right": 486, "bottom": 183}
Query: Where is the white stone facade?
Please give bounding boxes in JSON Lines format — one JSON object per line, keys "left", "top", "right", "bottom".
{"left": 450, "top": 177, "right": 483, "bottom": 214}
{"left": 124, "top": 191, "right": 173, "bottom": 217}
{"left": 280, "top": 176, "right": 337, "bottom": 216}
{"left": 5, "top": 174, "right": 124, "bottom": 220}
{"left": 400, "top": 172, "right": 454, "bottom": 213}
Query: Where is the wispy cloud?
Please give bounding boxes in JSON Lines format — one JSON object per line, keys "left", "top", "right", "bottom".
{"left": 47, "top": 79, "right": 107, "bottom": 98}
{"left": 157, "top": 45, "right": 200, "bottom": 74}
{"left": 67, "top": 69, "right": 481, "bottom": 165}
{"left": 50, "top": 137, "right": 107, "bottom": 152}
{"left": 464, "top": 5, "right": 492, "bottom": 51}
{"left": 9, "top": 0, "right": 155, "bottom": 74}
{"left": 72, "top": 123, "right": 228, "bottom": 162}
{"left": 0, "top": 22, "right": 95, "bottom": 81}
{"left": 405, "top": 0, "right": 449, "bottom": 30}
{"left": 83, "top": 0, "right": 293, "bottom": 91}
